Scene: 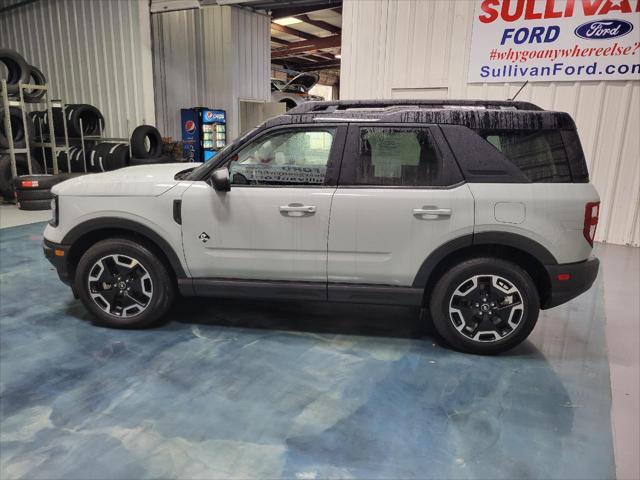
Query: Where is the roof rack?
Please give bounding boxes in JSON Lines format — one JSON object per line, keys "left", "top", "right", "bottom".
{"left": 287, "top": 99, "right": 543, "bottom": 114}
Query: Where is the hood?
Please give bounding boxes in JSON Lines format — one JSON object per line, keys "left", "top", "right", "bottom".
{"left": 283, "top": 73, "right": 319, "bottom": 92}
{"left": 52, "top": 163, "right": 198, "bottom": 197}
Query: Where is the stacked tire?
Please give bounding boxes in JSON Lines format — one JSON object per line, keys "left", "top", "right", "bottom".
{"left": 33, "top": 145, "right": 89, "bottom": 173}
{"left": 0, "top": 106, "right": 34, "bottom": 149}
{"left": 14, "top": 173, "right": 79, "bottom": 211}
{"left": 130, "top": 125, "right": 169, "bottom": 165}
{"left": 0, "top": 49, "right": 47, "bottom": 102}
{"left": 88, "top": 142, "right": 130, "bottom": 172}
{"left": 29, "top": 104, "right": 104, "bottom": 139}
{"left": 0, "top": 154, "right": 43, "bottom": 200}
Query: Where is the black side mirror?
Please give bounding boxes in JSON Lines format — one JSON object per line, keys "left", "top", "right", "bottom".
{"left": 211, "top": 168, "right": 231, "bottom": 192}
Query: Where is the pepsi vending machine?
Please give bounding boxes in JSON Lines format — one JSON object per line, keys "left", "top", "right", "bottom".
{"left": 181, "top": 108, "right": 226, "bottom": 162}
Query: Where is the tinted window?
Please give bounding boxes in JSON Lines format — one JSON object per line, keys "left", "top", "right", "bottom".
{"left": 228, "top": 129, "right": 335, "bottom": 186}
{"left": 479, "top": 130, "right": 573, "bottom": 183}
{"left": 353, "top": 128, "right": 446, "bottom": 186}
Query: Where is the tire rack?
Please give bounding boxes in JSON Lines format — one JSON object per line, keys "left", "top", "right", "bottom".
{"left": 80, "top": 117, "right": 130, "bottom": 173}
{"left": 1, "top": 79, "right": 70, "bottom": 178}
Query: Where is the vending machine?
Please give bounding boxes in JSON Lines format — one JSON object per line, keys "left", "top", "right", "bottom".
{"left": 180, "top": 108, "right": 226, "bottom": 162}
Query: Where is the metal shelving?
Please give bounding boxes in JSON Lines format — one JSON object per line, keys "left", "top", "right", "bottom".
{"left": 1, "top": 79, "right": 70, "bottom": 177}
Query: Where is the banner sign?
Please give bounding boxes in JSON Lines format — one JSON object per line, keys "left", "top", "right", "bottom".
{"left": 468, "top": 0, "right": 640, "bottom": 83}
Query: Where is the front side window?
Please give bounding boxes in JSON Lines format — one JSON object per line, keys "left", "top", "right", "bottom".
{"left": 352, "top": 127, "right": 446, "bottom": 187}
{"left": 479, "top": 130, "right": 572, "bottom": 183}
{"left": 228, "top": 128, "right": 335, "bottom": 186}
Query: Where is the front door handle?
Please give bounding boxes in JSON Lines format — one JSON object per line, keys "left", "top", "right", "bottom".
{"left": 279, "top": 204, "right": 316, "bottom": 216}
{"left": 413, "top": 207, "right": 452, "bottom": 218}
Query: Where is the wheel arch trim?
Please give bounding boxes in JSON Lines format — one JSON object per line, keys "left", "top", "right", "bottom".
{"left": 62, "top": 217, "right": 188, "bottom": 279}
{"left": 412, "top": 232, "right": 557, "bottom": 288}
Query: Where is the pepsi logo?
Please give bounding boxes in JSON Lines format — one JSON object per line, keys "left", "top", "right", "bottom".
{"left": 574, "top": 19, "right": 633, "bottom": 40}
{"left": 205, "top": 111, "right": 214, "bottom": 121}
{"left": 184, "top": 120, "right": 196, "bottom": 133}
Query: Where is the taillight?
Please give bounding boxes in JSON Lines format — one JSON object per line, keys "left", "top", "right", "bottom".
{"left": 583, "top": 201, "right": 600, "bottom": 247}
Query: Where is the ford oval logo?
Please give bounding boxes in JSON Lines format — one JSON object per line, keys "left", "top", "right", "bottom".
{"left": 574, "top": 19, "right": 633, "bottom": 40}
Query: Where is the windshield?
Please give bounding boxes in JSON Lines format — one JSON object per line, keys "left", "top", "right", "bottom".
{"left": 186, "top": 125, "right": 263, "bottom": 180}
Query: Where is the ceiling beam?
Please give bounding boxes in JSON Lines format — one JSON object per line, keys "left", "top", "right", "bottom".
{"left": 295, "top": 61, "right": 341, "bottom": 72}
{"left": 271, "top": 2, "right": 342, "bottom": 19}
{"left": 297, "top": 14, "right": 341, "bottom": 35}
{"left": 271, "top": 35, "right": 341, "bottom": 59}
{"left": 270, "top": 37, "right": 290, "bottom": 46}
{"left": 270, "top": 22, "right": 317, "bottom": 41}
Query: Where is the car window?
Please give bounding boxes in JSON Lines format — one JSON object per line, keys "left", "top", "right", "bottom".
{"left": 228, "top": 129, "right": 335, "bottom": 186}
{"left": 352, "top": 127, "right": 445, "bottom": 186}
{"left": 479, "top": 130, "right": 572, "bottom": 183}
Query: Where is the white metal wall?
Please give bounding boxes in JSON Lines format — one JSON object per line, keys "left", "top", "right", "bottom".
{"left": 152, "top": 5, "right": 270, "bottom": 141}
{"left": 341, "top": 0, "right": 640, "bottom": 247}
{"left": 0, "top": 0, "right": 155, "bottom": 138}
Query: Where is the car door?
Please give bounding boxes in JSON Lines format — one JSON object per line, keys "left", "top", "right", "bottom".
{"left": 181, "top": 124, "right": 346, "bottom": 285}
{"left": 327, "top": 124, "right": 475, "bottom": 291}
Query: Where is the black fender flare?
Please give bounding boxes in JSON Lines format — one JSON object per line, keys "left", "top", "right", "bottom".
{"left": 62, "top": 217, "right": 188, "bottom": 278}
{"left": 412, "top": 232, "right": 557, "bottom": 288}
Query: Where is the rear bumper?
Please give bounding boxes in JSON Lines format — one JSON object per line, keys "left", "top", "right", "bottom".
{"left": 43, "top": 238, "right": 72, "bottom": 285}
{"left": 542, "top": 257, "right": 600, "bottom": 309}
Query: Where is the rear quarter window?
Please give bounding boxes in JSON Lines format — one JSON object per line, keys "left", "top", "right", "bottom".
{"left": 477, "top": 129, "right": 589, "bottom": 183}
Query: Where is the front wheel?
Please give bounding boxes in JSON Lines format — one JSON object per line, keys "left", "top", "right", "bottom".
{"left": 429, "top": 257, "right": 540, "bottom": 355}
{"left": 75, "top": 238, "right": 175, "bottom": 328}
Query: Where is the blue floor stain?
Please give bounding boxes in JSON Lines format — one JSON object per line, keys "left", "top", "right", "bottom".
{"left": 0, "top": 222, "right": 615, "bottom": 479}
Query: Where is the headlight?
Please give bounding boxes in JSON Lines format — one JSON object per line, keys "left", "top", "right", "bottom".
{"left": 50, "top": 195, "right": 59, "bottom": 227}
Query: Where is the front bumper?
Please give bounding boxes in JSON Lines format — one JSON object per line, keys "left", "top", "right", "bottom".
{"left": 542, "top": 257, "right": 600, "bottom": 309}
{"left": 43, "top": 238, "right": 72, "bottom": 285}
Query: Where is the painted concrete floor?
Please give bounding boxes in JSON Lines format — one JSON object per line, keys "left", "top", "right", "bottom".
{"left": 0, "top": 222, "right": 618, "bottom": 479}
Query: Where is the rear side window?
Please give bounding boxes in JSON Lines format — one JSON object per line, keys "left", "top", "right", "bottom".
{"left": 478, "top": 129, "right": 587, "bottom": 183}
{"left": 351, "top": 127, "right": 451, "bottom": 187}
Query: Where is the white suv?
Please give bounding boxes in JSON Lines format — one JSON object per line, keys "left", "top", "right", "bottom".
{"left": 43, "top": 100, "right": 600, "bottom": 354}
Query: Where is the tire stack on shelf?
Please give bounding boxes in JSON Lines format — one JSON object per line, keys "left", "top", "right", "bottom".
{"left": 3, "top": 49, "right": 172, "bottom": 210}
{"left": 0, "top": 49, "right": 47, "bottom": 101}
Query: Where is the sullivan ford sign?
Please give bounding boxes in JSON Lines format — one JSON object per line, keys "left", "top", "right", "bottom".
{"left": 468, "top": 0, "right": 640, "bottom": 83}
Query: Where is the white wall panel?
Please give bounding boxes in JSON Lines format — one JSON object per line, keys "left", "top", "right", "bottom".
{"left": 0, "top": 0, "right": 155, "bottom": 138}
{"left": 341, "top": 0, "right": 640, "bottom": 246}
{"left": 152, "top": 5, "right": 270, "bottom": 141}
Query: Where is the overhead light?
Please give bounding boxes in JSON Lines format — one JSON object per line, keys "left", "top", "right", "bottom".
{"left": 334, "top": 54, "right": 341, "bottom": 59}
{"left": 274, "top": 17, "right": 302, "bottom": 26}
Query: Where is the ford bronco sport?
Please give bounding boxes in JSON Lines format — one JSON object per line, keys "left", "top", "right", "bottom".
{"left": 43, "top": 100, "right": 600, "bottom": 354}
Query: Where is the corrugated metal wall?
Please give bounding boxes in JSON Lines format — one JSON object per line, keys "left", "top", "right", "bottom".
{"left": 152, "top": 5, "right": 270, "bottom": 141}
{"left": 341, "top": 0, "right": 640, "bottom": 247}
{"left": 0, "top": 0, "right": 155, "bottom": 138}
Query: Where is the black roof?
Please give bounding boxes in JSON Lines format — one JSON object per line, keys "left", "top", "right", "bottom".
{"left": 267, "top": 99, "right": 577, "bottom": 131}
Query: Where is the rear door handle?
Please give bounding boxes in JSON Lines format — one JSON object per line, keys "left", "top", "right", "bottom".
{"left": 413, "top": 207, "right": 452, "bottom": 218}
{"left": 279, "top": 204, "right": 316, "bottom": 215}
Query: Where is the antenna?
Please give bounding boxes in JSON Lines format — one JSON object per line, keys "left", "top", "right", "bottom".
{"left": 509, "top": 81, "right": 529, "bottom": 101}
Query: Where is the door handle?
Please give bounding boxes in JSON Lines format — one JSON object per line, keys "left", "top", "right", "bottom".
{"left": 279, "top": 204, "right": 316, "bottom": 215}
{"left": 413, "top": 207, "right": 452, "bottom": 218}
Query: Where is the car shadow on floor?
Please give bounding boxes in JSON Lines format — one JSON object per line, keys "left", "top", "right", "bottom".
{"left": 165, "top": 296, "right": 539, "bottom": 357}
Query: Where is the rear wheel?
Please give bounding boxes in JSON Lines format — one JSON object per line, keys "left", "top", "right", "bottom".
{"left": 429, "top": 257, "right": 540, "bottom": 354}
{"left": 75, "top": 238, "right": 175, "bottom": 328}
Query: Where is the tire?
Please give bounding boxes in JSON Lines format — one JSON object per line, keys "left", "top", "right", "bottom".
{"left": 0, "top": 107, "right": 34, "bottom": 148}
{"left": 428, "top": 257, "right": 540, "bottom": 355}
{"left": 23, "top": 65, "right": 47, "bottom": 103}
{"left": 0, "top": 49, "right": 30, "bottom": 94}
{"left": 66, "top": 104, "right": 104, "bottom": 137}
{"left": 130, "top": 155, "right": 170, "bottom": 166}
{"left": 130, "top": 125, "right": 162, "bottom": 159}
{"left": 18, "top": 198, "right": 51, "bottom": 210}
{"left": 16, "top": 189, "right": 52, "bottom": 201}
{"left": 14, "top": 172, "right": 68, "bottom": 191}
{"left": 75, "top": 238, "right": 175, "bottom": 328}
{"left": 90, "top": 142, "right": 122, "bottom": 172}
{"left": 106, "top": 144, "right": 129, "bottom": 170}
{"left": 0, "top": 155, "right": 44, "bottom": 200}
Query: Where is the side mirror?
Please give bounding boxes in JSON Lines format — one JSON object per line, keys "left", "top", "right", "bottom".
{"left": 211, "top": 168, "right": 231, "bottom": 192}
